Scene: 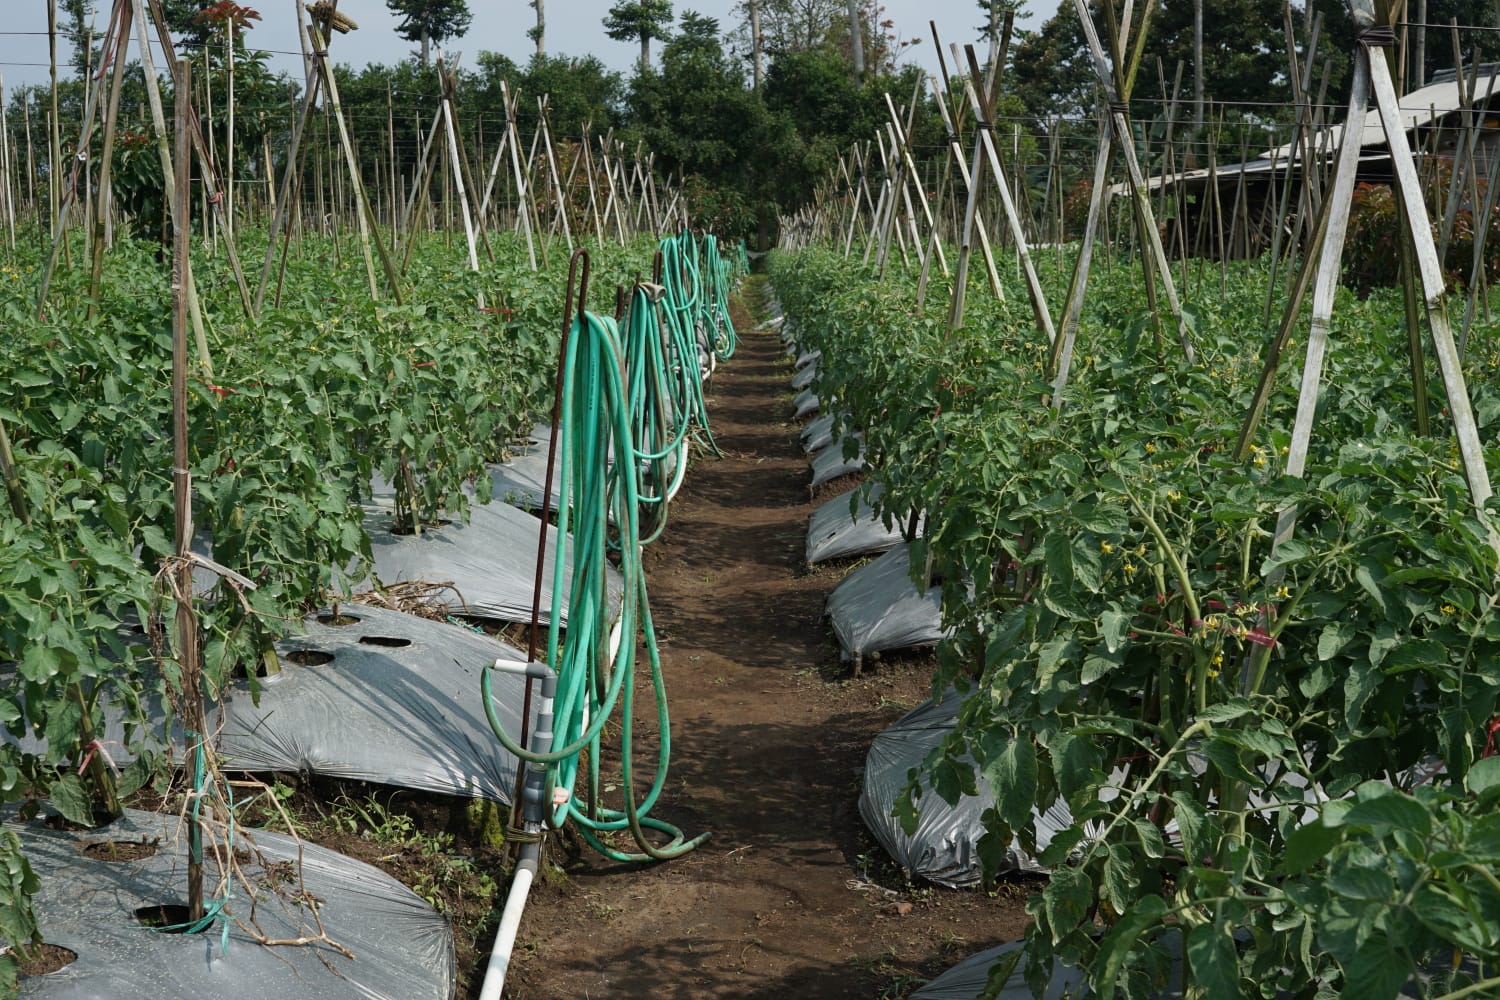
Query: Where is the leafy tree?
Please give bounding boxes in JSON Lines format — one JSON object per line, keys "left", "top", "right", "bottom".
{"left": 975, "top": 1, "right": 1027, "bottom": 72}
{"left": 1011, "top": 0, "right": 1301, "bottom": 122}
{"left": 1408, "top": 0, "right": 1500, "bottom": 84}
{"left": 59, "top": 0, "right": 96, "bottom": 78}
{"left": 604, "top": 0, "right": 675, "bottom": 73}
{"left": 521, "top": 54, "right": 625, "bottom": 139}
{"left": 728, "top": 0, "right": 843, "bottom": 59}
{"left": 159, "top": 0, "right": 216, "bottom": 50}
{"left": 625, "top": 10, "right": 766, "bottom": 234}
{"left": 386, "top": 0, "right": 473, "bottom": 67}
{"left": 1007, "top": 2, "right": 1099, "bottom": 120}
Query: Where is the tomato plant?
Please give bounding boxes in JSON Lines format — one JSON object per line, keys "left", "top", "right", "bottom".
{"left": 0, "top": 225, "right": 655, "bottom": 979}
{"left": 772, "top": 244, "right": 1500, "bottom": 999}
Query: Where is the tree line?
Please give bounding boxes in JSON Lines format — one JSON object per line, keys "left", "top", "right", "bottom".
{"left": 23, "top": 0, "right": 1500, "bottom": 244}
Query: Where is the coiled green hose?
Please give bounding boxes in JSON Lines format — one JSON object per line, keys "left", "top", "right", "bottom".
{"left": 481, "top": 233, "right": 742, "bottom": 864}
{"left": 483, "top": 303, "right": 709, "bottom": 862}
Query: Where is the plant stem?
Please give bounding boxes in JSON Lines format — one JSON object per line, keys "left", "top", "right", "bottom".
{"left": 72, "top": 683, "right": 120, "bottom": 818}
{"left": 1132, "top": 494, "right": 1204, "bottom": 712}
{"left": 1432, "top": 975, "right": 1500, "bottom": 1000}
{"left": 1093, "top": 719, "right": 1209, "bottom": 850}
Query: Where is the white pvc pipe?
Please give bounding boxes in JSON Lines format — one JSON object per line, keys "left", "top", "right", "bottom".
{"left": 477, "top": 857, "right": 536, "bottom": 1000}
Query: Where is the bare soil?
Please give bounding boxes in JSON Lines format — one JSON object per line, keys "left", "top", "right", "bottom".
{"left": 16, "top": 942, "right": 77, "bottom": 977}
{"left": 502, "top": 302, "right": 1029, "bottom": 999}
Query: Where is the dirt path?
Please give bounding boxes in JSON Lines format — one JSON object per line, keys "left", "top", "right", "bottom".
{"left": 504, "top": 306, "right": 1028, "bottom": 999}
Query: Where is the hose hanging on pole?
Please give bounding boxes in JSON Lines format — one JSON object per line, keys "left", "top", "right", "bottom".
{"left": 483, "top": 249, "right": 710, "bottom": 865}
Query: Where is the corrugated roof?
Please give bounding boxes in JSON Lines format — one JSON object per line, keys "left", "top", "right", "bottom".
{"left": 1265, "top": 66, "right": 1500, "bottom": 161}
{"left": 1128, "top": 68, "right": 1500, "bottom": 196}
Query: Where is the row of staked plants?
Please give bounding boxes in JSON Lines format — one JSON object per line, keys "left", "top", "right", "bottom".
{"left": 0, "top": 226, "right": 656, "bottom": 983}
{"left": 771, "top": 246, "right": 1500, "bottom": 1000}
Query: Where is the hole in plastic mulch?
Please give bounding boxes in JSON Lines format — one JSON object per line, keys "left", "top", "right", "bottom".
{"left": 133, "top": 904, "right": 211, "bottom": 935}
{"left": 14, "top": 942, "right": 77, "bottom": 976}
{"left": 316, "top": 613, "right": 362, "bottom": 626}
{"left": 357, "top": 636, "right": 412, "bottom": 648}
{"left": 285, "top": 649, "right": 335, "bottom": 666}
{"left": 82, "top": 839, "right": 159, "bottom": 862}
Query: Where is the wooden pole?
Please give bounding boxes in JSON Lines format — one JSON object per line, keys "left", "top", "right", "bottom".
{"left": 172, "top": 57, "right": 207, "bottom": 927}
{"left": 134, "top": 0, "right": 212, "bottom": 374}
{"left": 0, "top": 74, "right": 13, "bottom": 251}
{"left": 89, "top": 0, "right": 134, "bottom": 320}
{"left": 307, "top": 21, "right": 401, "bottom": 301}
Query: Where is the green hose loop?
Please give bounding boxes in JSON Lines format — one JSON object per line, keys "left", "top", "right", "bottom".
{"left": 482, "top": 235, "right": 742, "bottom": 862}
{"left": 484, "top": 303, "right": 710, "bottom": 862}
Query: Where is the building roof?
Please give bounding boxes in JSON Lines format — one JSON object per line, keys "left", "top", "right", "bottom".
{"left": 1265, "top": 65, "right": 1500, "bottom": 161}
{"left": 1125, "top": 67, "right": 1500, "bottom": 197}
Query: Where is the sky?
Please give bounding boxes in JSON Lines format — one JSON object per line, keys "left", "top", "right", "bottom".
{"left": 0, "top": 0, "right": 1048, "bottom": 93}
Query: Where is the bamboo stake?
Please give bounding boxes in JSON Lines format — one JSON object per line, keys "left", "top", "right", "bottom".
{"left": 36, "top": 0, "right": 119, "bottom": 317}
{"left": 22, "top": 96, "right": 35, "bottom": 241}
{"left": 436, "top": 54, "right": 478, "bottom": 273}
{"left": 0, "top": 74, "right": 13, "bottom": 250}
{"left": 502, "top": 81, "right": 538, "bottom": 267}
{"left": 1073, "top": 0, "right": 1193, "bottom": 361}
{"left": 928, "top": 29, "right": 1003, "bottom": 300}
{"left": 254, "top": 0, "right": 321, "bottom": 313}
{"left": 88, "top": 0, "right": 133, "bottom": 320}
{"left": 884, "top": 90, "right": 947, "bottom": 277}
{"left": 47, "top": 0, "right": 61, "bottom": 241}
{"left": 138, "top": 0, "right": 251, "bottom": 322}
{"left": 401, "top": 108, "right": 444, "bottom": 272}
{"left": 226, "top": 24, "right": 236, "bottom": 238}
{"left": 1049, "top": 110, "right": 1114, "bottom": 400}
{"left": 307, "top": 21, "right": 401, "bottom": 301}
{"left": 537, "top": 98, "right": 572, "bottom": 251}
{"left": 580, "top": 122, "right": 607, "bottom": 244}
{"left": 1368, "top": 41, "right": 1492, "bottom": 517}
{"left": 447, "top": 75, "right": 495, "bottom": 264}
{"left": 171, "top": 57, "right": 207, "bottom": 926}
{"left": 961, "top": 48, "right": 1055, "bottom": 345}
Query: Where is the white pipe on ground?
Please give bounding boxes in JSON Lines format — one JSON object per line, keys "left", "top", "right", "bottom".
{"left": 477, "top": 849, "right": 537, "bottom": 1000}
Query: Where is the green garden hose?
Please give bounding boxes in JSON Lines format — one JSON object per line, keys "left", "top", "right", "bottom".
{"left": 621, "top": 283, "right": 692, "bottom": 546}
{"left": 483, "top": 300, "right": 709, "bottom": 863}
{"left": 620, "top": 232, "right": 742, "bottom": 542}
{"left": 661, "top": 232, "right": 738, "bottom": 378}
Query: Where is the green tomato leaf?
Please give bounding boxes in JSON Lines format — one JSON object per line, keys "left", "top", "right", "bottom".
{"left": 1343, "top": 790, "right": 1431, "bottom": 838}
{"left": 1197, "top": 698, "right": 1253, "bottom": 723}
{"left": 1103, "top": 842, "right": 1140, "bottom": 912}
{"left": 1186, "top": 921, "right": 1243, "bottom": 999}
{"left": 1282, "top": 822, "right": 1341, "bottom": 875}
{"left": 48, "top": 773, "right": 96, "bottom": 828}
{"left": 1317, "top": 621, "right": 1356, "bottom": 661}
{"left": 1041, "top": 865, "right": 1094, "bottom": 942}
{"left": 1340, "top": 936, "right": 1409, "bottom": 1000}
{"left": 984, "top": 732, "right": 1037, "bottom": 832}
{"left": 1093, "top": 894, "right": 1166, "bottom": 1000}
